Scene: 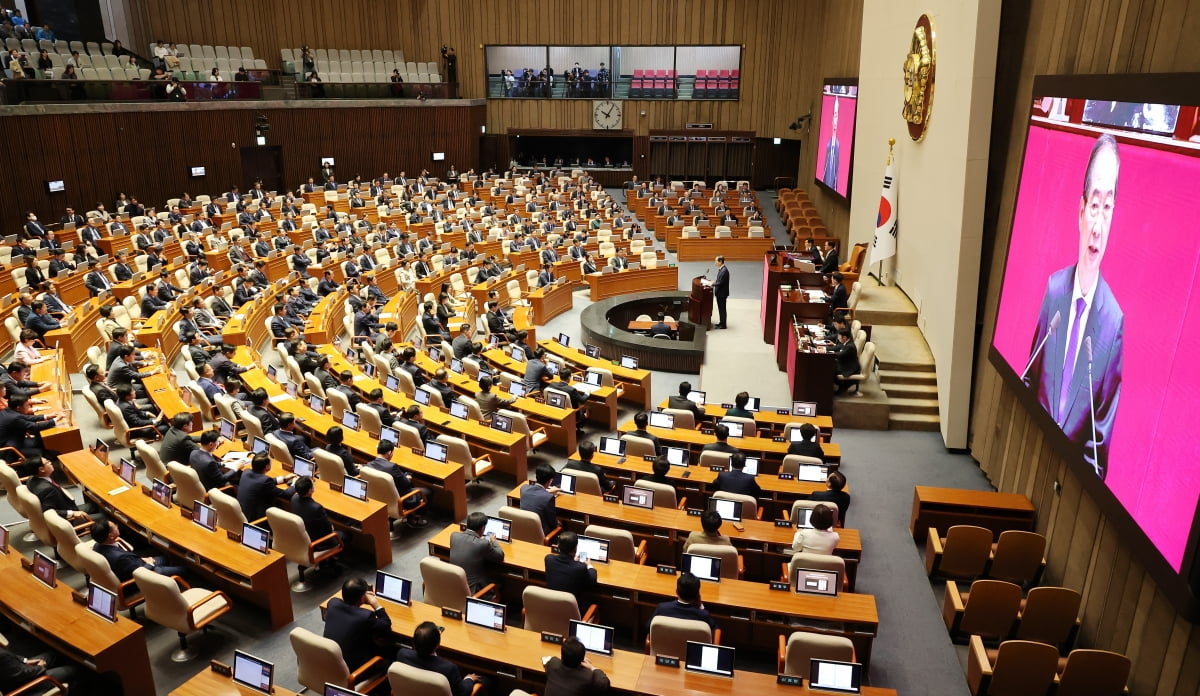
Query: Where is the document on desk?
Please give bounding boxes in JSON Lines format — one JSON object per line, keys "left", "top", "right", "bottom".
{"left": 222, "top": 452, "right": 252, "bottom": 470}
{"left": 268, "top": 393, "right": 291, "bottom": 404}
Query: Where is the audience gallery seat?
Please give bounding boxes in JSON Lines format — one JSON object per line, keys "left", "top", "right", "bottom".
{"left": 966, "top": 636, "right": 1060, "bottom": 696}
{"left": 986, "top": 530, "right": 1047, "bottom": 587}
{"left": 927, "top": 524, "right": 994, "bottom": 581}
{"left": 1054, "top": 648, "right": 1131, "bottom": 696}
{"left": 942, "top": 579, "right": 1023, "bottom": 643}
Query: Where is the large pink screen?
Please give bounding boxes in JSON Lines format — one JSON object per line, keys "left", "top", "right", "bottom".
{"left": 994, "top": 117, "right": 1200, "bottom": 571}
{"left": 814, "top": 86, "right": 857, "bottom": 199}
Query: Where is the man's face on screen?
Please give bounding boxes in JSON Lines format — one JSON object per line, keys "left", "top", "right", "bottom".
{"left": 1077, "top": 146, "right": 1118, "bottom": 295}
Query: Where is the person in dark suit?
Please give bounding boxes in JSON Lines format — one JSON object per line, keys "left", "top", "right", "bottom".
{"left": 323, "top": 577, "right": 393, "bottom": 672}
{"left": 317, "top": 270, "right": 340, "bottom": 296}
{"left": 711, "top": 452, "right": 761, "bottom": 498}
{"left": 647, "top": 572, "right": 719, "bottom": 633}
{"left": 0, "top": 395, "right": 60, "bottom": 467}
{"left": 562, "top": 441, "right": 614, "bottom": 493}
{"left": 710, "top": 255, "right": 730, "bottom": 329}
{"left": 22, "top": 212, "right": 47, "bottom": 239}
{"left": 86, "top": 364, "right": 118, "bottom": 407}
{"left": 1023, "top": 134, "right": 1123, "bottom": 479}
{"left": 139, "top": 284, "right": 168, "bottom": 318}
{"left": 701, "top": 424, "right": 740, "bottom": 456}
{"left": 366, "top": 440, "right": 428, "bottom": 526}
{"left": 0, "top": 645, "right": 81, "bottom": 695}
{"left": 91, "top": 518, "right": 187, "bottom": 582}
{"left": 189, "top": 430, "right": 240, "bottom": 490}
{"left": 819, "top": 241, "right": 840, "bottom": 274}
{"left": 449, "top": 511, "right": 505, "bottom": 593}
{"left": 725, "top": 391, "right": 754, "bottom": 419}
{"left": 428, "top": 368, "right": 458, "bottom": 407}
{"left": 245, "top": 388, "right": 279, "bottom": 434}
{"left": 787, "top": 423, "right": 826, "bottom": 461}
{"left": 395, "top": 621, "right": 484, "bottom": 696}
{"left": 544, "top": 636, "right": 611, "bottom": 696}
{"left": 291, "top": 476, "right": 344, "bottom": 550}
{"left": 627, "top": 411, "right": 662, "bottom": 454}
{"left": 833, "top": 329, "right": 860, "bottom": 393}
{"left": 27, "top": 456, "right": 100, "bottom": 522}
{"left": 665, "top": 381, "right": 703, "bottom": 421}
{"left": 236, "top": 453, "right": 295, "bottom": 522}
{"left": 23, "top": 302, "right": 60, "bottom": 341}
{"left": 159, "top": 413, "right": 200, "bottom": 467}
{"left": 520, "top": 465, "right": 561, "bottom": 535}
{"left": 804, "top": 471, "right": 850, "bottom": 525}
{"left": 545, "top": 530, "right": 597, "bottom": 610}
{"left": 275, "top": 413, "right": 315, "bottom": 460}
{"left": 116, "top": 384, "right": 167, "bottom": 435}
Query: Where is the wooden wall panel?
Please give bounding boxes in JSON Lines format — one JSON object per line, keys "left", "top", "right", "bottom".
{"left": 972, "top": 1, "right": 1200, "bottom": 694}
{"left": 0, "top": 102, "right": 484, "bottom": 225}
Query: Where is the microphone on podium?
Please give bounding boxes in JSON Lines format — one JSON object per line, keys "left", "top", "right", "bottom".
{"left": 1020, "top": 310, "right": 1061, "bottom": 382}
{"left": 1085, "top": 336, "right": 1100, "bottom": 477}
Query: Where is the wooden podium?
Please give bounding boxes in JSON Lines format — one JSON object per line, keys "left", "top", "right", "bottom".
{"left": 688, "top": 276, "right": 713, "bottom": 329}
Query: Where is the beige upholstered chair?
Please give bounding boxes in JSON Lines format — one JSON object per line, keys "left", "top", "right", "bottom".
{"left": 290, "top": 626, "right": 387, "bottom": 695}
{"left": 522, "top": 586, "right": 596, "bottom": 636}
{"left": 166, "top": 462, "right": 206, "bottom": 511}
{"left": 499, "top": 505, "right": 560, "bottom": 545}
{"left": 712, "top": 490, "right": 760, "bottom": 520}
{"left": 266, "top": 507, "right": 345, "bottom": 592}
{"left": 419, "top": 556, "right": 492, "bottom": 612}
{"left": 388, "top": 661, "right": 483, "bottom": 696}
{"left": 76, "top": 541, "right": 143, "bottom": 614}
{"left": 133, "top": 567, "right": 232, "bottom": 662}
{"left": 636, "top": 478, "right": 685, "bottom": 509}
{"left": 359, "top": 466, "right": 426, "bottom": 539}
{"left": 646, "top": 616, "right": 716, "bottom": 657}
{"left": 582, "top": 524, "right": 645, "bottom": 564}
{"left": 687, "top": 543, "right": 743, "bottom": 579}
{"left": 777, "top": 631, "right": 855, "bottom": 675}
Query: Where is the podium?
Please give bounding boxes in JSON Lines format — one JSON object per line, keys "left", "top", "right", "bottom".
{"left": 688, "top": 276, "right": 713, "bottom": 329}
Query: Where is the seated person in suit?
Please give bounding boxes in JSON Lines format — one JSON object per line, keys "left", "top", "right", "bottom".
{"left": 520, "top": 464, "right": 561, "bottom": 535}
{"left": 711, "top": 452, "right": 762, "bottom": 498}
{"left": 546, "top": 365, "right": 589, "bottom": 431}
{"left": 159, "top": 413, "right": 200, "bottom": 468}
{"left": 246, "top": 387, "right": 280, "bottom": 434}
{"left": 428, "top": 368, "right": 458, "bottom": 407}
{"left": 189, "top": 430, "right": 241, "bottom": 490}
{"left": 647, "top": 572, "right": 719, "bottom": 633}
{"left": 545, "top": 530, "right": 598, "bottom": 611}
{"left": 85, "top": 364, "right": 118, "bottom": 407}
{"left": 829, "top": 271, "right": 849, "bottom": 315}
{"left": 641, "top": 455, "right": 676, "bottom": 490}
{"left": 26, "top": 456, "right": 101, "bottom": 523}
{"left": 474, "top": 376, "right": 515, "bottom": 421}
{"left": 544, "top": 636, "right": 611, "bottom": 696}
{"left": 682, "top": 510, "right": 733, "bottom": 554}
{"left": 323, "top": 577, "right": 393, "bottom": 672}
{"left": 725, "top": 391, "right": 755, "bottom": 419}
{"left": 648, "top": 312, "right": 673, "bottom": 339}
{"left": 90, "top": 518, "right": 187, "bottom": 583}
{"left": 449, "top": 511, "right": 505, "bottom": 594}
{"left": 291, "top": 476, "right": 345, "bottom": 551}
{"left": 115, "top": 384, "right": 168, "bottom": 435}
{"left": 701, "top": 424, "right": 740, "bottom": 456}
{"left": 276, "top": 413, "right": 315, "bottom": 460}
{"left": 395, "top": 621, "right": 484, "bottom": 696}
{"left": 804, "top": 471, "right": 850, "bottom": 525}
{"left": 139, "top": 284, "right": 169, "bottom": 319}
{"left": 562, "top": 441, "right": 614, "bottom": 493}
{"left": 628, "top": 411, "right": 661, "bottom": 453}
{"left": 833, "top": 329, "right": 860, "bottom": 394}
{"left": 322, "top": 425, "right": 359, "bottom": 477}
{"left": 666, "top": 381, "right": 703, "bottom": 421}
{"left": 791, "top": 503, "right": 840, "bottom": 555}
{"left": 236, "top": 453, "right": 296, "bottom": 522}
{"left": 819, "top": 241, "right": 840, "bottom": 274}
{"left": 787, "top": 422, "right": 826, "bottom": 461}
{"left": 366, "top": 440, "right": 429, "bottom": 527}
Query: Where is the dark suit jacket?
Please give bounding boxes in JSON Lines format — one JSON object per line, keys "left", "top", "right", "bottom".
{"left": 189, "top": 448, "right": 237, "bottom": 490}
{"left": 291, "top": 492, "right": 334, "bottom": 542}
{"left": 544, "top": 656, "right": 611, "bottom": 696}
{"left": 159, "top": 427, "right": 199, "bottom": 466}
{"left": 830, "top": 283, "right": 849, "bottom": 314}
{"left": 277, "top": 428, "right": 314, "bottom": 459}
{"left": 449, "top": 529, "right": 505, "bottom": 592}
{"left": 545, "top": 552, "right": 597, "bottom": 609}
{"left": 665, "top": 395, "right": 702, "bottom": 421}
{"left": 787, "top": 440, "right": 826, "bottom": 461}
{"left": 563, "top": 459, "right": 613, "bottom": 492}
{"left": 807, "top": 489, "right": 851, "bottom": 525}
{"left": 28, "top": 476, "right": 81, "bottom": 515}
{"left": 0, "top": 647, "right": 48, "bottom": 691}
{"left": 520, "top": 483, "right": 558, "bottom": 534}
{"left": 834, "top": 339, "right": 859, "bottom": 378}
{"left": 713, "top": 266, "right": 730, "bottom": 299}
{"left": 0, "top": 408, "right": 54, "bottom": 450}
{"left": 712, "top": 469, "right": 762, "bottom": 498}
{"left": 94, "top": 541, "right": 152, "bottom": 582}
{"left": 650, "top": 599, "right": 719, "bottom": 633}
{"left": 820, "top": 249, "right": 840, "bottom": 274}
{"left": 366, "top": 457, "right": 416, "bottom": 498}
{"left": 236, "top": 469, "right": 292, "bottom": 521}
{"left": 395, "top": 649, "right": 474, "bottom": 696}
{"left": 1025, "top": 266, "right": 1123, "bottom": 478}
{"left": 323, "top": 597, "right": 392, "bottom": 671}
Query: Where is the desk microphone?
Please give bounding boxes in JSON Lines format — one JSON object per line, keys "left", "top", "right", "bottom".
{"left": 1085, "top": 336, "right": 1100, "bottom": 477}
{"left": 1020, "top": 310, "right": 1061, "bottom": 382}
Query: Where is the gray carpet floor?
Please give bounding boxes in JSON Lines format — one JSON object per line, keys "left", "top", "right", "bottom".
{"left": 0, "top": 188, "right": 988, "bottom": 695}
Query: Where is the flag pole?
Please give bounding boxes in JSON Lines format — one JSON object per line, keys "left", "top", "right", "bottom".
{"left": 872, "top": 139, "right": 895, "bottom": 286}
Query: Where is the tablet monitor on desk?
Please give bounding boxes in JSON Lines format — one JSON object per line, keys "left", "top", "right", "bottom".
{"left": 509, "top": 345, "right": 525, "bottom": 362}
{"left": 151, "top": 479, "right": 172, "bottom": 508}
{"left": 743, "top": 457, "right": 760, "bottom": 476}
{"left": 380, "top": 425, "right": 399, "bottom": 446}
{"left": 546, "top": 391, "right": 567, "bottom": 409}
{"left": 809, "top": 659, "right": 861, "bottom": 693}
{"left": 744, "top": 396, "right": 760, "bottom": 412}
{"left": 342, "top": 476, "right": 368, "bottom": 501}
{"left": 619, "top": 355, "right": 638, "bottom": 369}
{"left": 266, "top": 364, "right": 277, "bottom": 380}
{"left": 648, "top": 412, "right": 674, "bottom": 429}
{"left": 363, "top": 362, "right": 375, "bottom": 377}
{"left": 252, "top": 436, "right": 270, "bottom": 455}
{"left": 423, "top": 440, "right": 448, "bottom": 463}
{"left": 233, "top": 650, "right": 274, "bottom": 694}
{"left": 449, "top": 401, "right": 469, "bottom": 420}
{"left": 508, "top": 382, "right": 527, "bottom": 398}
{"left": 719, "top": 420, "right": 745, "bottom": 438}
{"left": 241, "top": 524, "right": 271, "bottom": 553}
{"left": 793, "top": 401, "right": 817, "bottom": 417}
{"left": 795, "top": 567, "right": 841, "bottom": 598}
{"left": 708, "top": 497, "right": 742, "bottom": 522}
{"left": 303, "top": 394, "right": 324, "bottom": 413}
{"left": 622, "top": 485, "right": 654, "bottom": 509}
{"left": 575, "top": 534, "right": 609, "bottom": 563}
{"left": 569, "top": 620, "right": 614, "bottom": 655}
{"left": 490, "top": 413, "right": 513, "bottom": 434}
{"left": 686, "top": 390, "right": 706, "bottom": 406}
{"left": 413, "top": 388, "right": 430, "bottom": 406}
{"left": 556, "top": 333, "right": 570, "bottom": 347}
{"left": 665, "top": 446, "right": 689, "bottom": 467}
{"left": 373, "top": 570, "right": 411, "bottom": 605}
{"left": 795, "top": 506, "right": 816, "bottom": 529}
{"left": 797, "top": 464, "right": 827, "bottom": 482}
{"left": 464, "top": 596, "right": 506, "bottom": 631}
{"left": 118, "top": 458, "right": 137, "bottom": 485}
{"left": 483, "top": 515, "right": 512, "bottom": 542}
{"left": 682, "top": 553, "right": 723, "bottom": 582}
{"left": 684, "top": 641, "right": 735, "bottom": 677}
{"left": 789, "top": 427, "right": 813, "bottom": 443}
{"left": 86, "top": 582, "right": 118, "bottom": 622}
{"left": 449, "top": 358, "right": 463, "bottom": 374}
{"left": 585, "top": 344, "right": 600, "bottom": 358}
{"left": 284, "top": 381, "right": 298, "bottom": 397}
{"left": 293, "top": 457, "right": 315, "bottom": 478}
{"left": 428, "top": 347, "right": 442, "bottom": 363}
{"left": 192, "top": 501, "right": 217, "bottom": 531}
{"left": 582, "top": 371, "right": 603, "bottom": 387}
{"left": 384, "top": 374, "right": 400, "bottom": 392}
{"left": 324, "top": 684, "right": 367, "bottom": 696}
{"left": 341, "top": 411, "right": 360, "bottom": 431}
{"left": 32, "top": 550, "right": 57, "bottom": 588}
{"left": 552, "top": 471, "right": 576, "bottom": 495}
{"left": 598, "top": 436, "right": 625, "bottom": 457}
{"left": 218, "top": 418, "right": 237, "bottom": 441}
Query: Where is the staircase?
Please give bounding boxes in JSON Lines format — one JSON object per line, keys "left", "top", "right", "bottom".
{"left": 879, "top": 361, "right": 940, "bottom": 431}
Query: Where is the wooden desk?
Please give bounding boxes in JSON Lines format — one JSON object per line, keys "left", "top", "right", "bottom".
{"left": 676, "top": 235, "right": 775, "bottom": 262}
{"left": 657, "top": 398, "right": 834, "bottom": 438}
{"left": 61, "top": 450, "right": 296, "bottom": 629}
{"left": 786, "top": 327, "right": 836, "bottom": 415}
{"left": 303, "top": 288, "right": 349, "bottom": 345}
{"left": 539, "top": 340, "right": 652, "bottom": 411}
{"left": 478, "top": 346, "right": 620, "bottom": 430}
{"left": 617, "top": 421, "right": 842, "bottom": 467}
{"left": 169, "top": 668, "right": 301, "bottom": 695}
{"left": 143, "top": 353, "right": 203, "bottom": 431}
{"left": 775, "top": 289, "right": 829, "bottom": 371}
{"left": 627, "top": 320, "right": 678, "bottom": 331}
{"left": 27, "top": 348, "right": 82, "bottom": 454}
{"left": 586, "top": 266, "right": 679, "bottom": 302}
{"left": 426, "top": 525, "right": 879, "bottom": 670}
{"left": 0, "top": 548, "right": 155, "bottom": 694}
{"left": 761, "top": 255, "right": 827, "bottom": 345}
{"left": 910, "top": 486, "right": 1036, "bottom": 541}
{"left": 43, "top": 296, "right": 104, "bottom": 371}
{"left": 527, "top": 280, "right": 574, "bottom": 324}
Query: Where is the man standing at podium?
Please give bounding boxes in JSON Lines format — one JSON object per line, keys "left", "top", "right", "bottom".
{"left": 711, "top": 255, "right": 729, "bottom": 329}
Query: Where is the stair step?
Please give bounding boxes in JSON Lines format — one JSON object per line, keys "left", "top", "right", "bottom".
{"left": 881, "top": 382, "right": 937, "bottom": 399}
{"left": 889, "top": 412, "right": 942, "bottom": 431}
{"left": 888, "top": 397, "right": 940, "bottom": 416}
{"left": 878, "top": 369, "right": 937, "bottom": 386}
{"left": 878, "top": 360, "right": 936, "bottom": 373}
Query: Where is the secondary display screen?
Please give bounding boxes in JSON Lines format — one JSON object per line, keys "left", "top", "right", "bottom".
{"left": 813, "top": 81, "right": 858, "bottom": 200}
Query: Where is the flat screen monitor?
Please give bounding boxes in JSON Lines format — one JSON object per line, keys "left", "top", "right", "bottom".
{"left": 491, "top": 413, "right": 513, "bottom": 433}
{"left": 798, "top": 464, "right": 827, "bottom": 482}
{"left": 373, "top": 570, "right": 412, "bottom": 605}
{"left": 665, "top": 446, "right": 689, "bottom": 467}
{"left": 598, "top": 436, "right": 625, "bottom": 457}
{"left": 32, "top": 550, "right": 57, "bottom": 588}
{"left": 343, "top": 476, "right": 368, "bottom": 501}
{"left": 86, "top": 582, "right": 118, "bottom": 622}
{"left": 46, "top": 179, "right": 65, "bottom": 193}
{"left": 151, "top": 479, "right": 172, "bottom": 508}
{"left": 192, "top": 501, "right": 217, "bottom": 531}
{"left": 385, "top": 374, "right": 400, "bottom": 392}
{"left": 813, "top": 80, "right": 858, "bottom": 200}
{"left": 569, "top": 620, "right": 614, "bottom": 655}
{"left": 449, "top": 358, "right": 463, "bottom": 374}
{"left": 341, "top": 411, "right": 360, "bottom": 430}
{"left": 585, "top": 344, "right": 600, "bottom": 358}
{"left": 556, "top": 333, "right": 570, "bottom": 347}
{"left": 686, "top": 390, "right": 706, "bottom": 406}
{"left": 232, "top": 650, "right": 274, "bottom": 694}
{"left": 509, "top": 345, "right": 525, "bottom": 362}
{"left": 622, "top": 485, "right": 653, "bottom": 509}
{"left": 795, "top": 506, "right": 816, "bottom": 529}
{"left": 424, "top": 440, "right": 448, "bottom": 463}
{"left": 619, "top": 355, "right": 638, "bottom": 369}
{"left": 793, "top": 401, "right": 817, "bottom": 417}
{"left": 428, "top": 347, "right": 442, "bottom": 362}
{"left": 553, "top": 471, "right": 576, "bottom": 495}
{"left": 380, "top": 425, "right": 399, "bottom": 446}
{"left": 190, "top": 166, "right": 206, "bottom": 177}
{"left": 284, "top": 381, "right": 298, "bottom": 397}
{"left": 449, "top": 401, "right": 469, "bottom": 420}
{"left": 252, "top": 436, "right": 270, "bottom": 455}
{"left": 795, "top": 566, "right": 840, "bottom": 597}
{"left": 432, "top": 152, "right": 446, "bottom": 161}
{"left": 508, "top": 382, "right": 527, "bottom": 398}
{"left": 118, "top": 458, "right": 137, "bottom": 485}
{"left": 582, "top": 371, "right": 602, "bottom": 387}
{"left": 708, "top": 497, "right": 742, "bottom": 522}
{"left": 989, "top": 76, "right": 1200, "bottom": 602}
{"left": 575, "top": 534, "right": 610, "bottom": 563}
{"left": 682, "top": 553, "right": 723, "bottom": 582}
{"left": 719, "top": 420, "right": 745, "bottom": 438}
{"left": 743, "top": 457, "right": 760, "bottom": 476}
{"left": 324, "top": 684, "right": 367, "bottom": 696}
{"left": 363, "top": 362, "right": 375, "bottom": 377}
{"left": 413, "top": 388, "right": 431, "bottom": 406}
{"left": 266, "top": 364, "right": 277, "bottom": 380}
{"left": 809, "top": 659, "right": 862, "bottom": 693}
{"left": 648, "top": 412, "right": 674, "bottom": 429}
{"left": 293, "top": 457, "right": 315, "bottom": 478}
{"left": 464, "top": 596, "right": 506, "bottom": 631}
{"left": 546, "top": 391, "right": 567, "bottom": 409}
{"left": 789, "top": 427, "right": 813, "bottom": 443}
{"left": 218, "top": 418, "right": 237, "bottom": 440}
{"left": 483, "top": 515, "right": 512, "bottom": 542}
{"left": 684, "top": 641, "right": 735, "bottom": 677}
{"left": 302, "top": 394, "right": 323, "bottom": 413}
{"left": 743, "top": 396, "right": 760, "bottom": 413}
{"left": 241, "top": 523, "right": 271, "bottom": 553}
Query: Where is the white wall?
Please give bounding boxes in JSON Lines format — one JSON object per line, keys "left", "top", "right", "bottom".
{"left": 848, "top": 0, "right": 1000, "bottom": 449}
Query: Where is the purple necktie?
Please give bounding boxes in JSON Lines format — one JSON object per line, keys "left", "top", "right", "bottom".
{"left": 1058, "top": 297, "right": 1087, "bottom": 421}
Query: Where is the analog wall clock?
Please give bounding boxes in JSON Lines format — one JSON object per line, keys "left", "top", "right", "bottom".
{"left": 592, "top": 100, "right": 623, "bottom": 130}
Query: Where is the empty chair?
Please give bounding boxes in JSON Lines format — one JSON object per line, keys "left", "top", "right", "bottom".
{"left": 419, "top": 556, "right": 492, "bottom": 612}
{"left": 166, "top": 462, "right": 206, "bottom": 511}
{"left": 43, "top": 510, "right": 89, "bottom": 574}
{"left": 943, "top": 579, "right": 1023, "bottom": 642}
{"left": 570, "top": 469, "right": 604, "bottom": 496}
{"left": 661, "top": 407, "right": 695, "bottom": 429}
{"left": 986, "top": 530, "right": 1046, "bottom": 587}
{"left": 498, "top": 409, "right": 547, "bottom": 451}
{"left": 266, "top": 507, "right": 344, "bottom": 592}
{"left": 1054, "top": 649, "right": 1131, "bottom": 696}
{"left": 582, "top": 524, "right": 645, "bottom": 564}
{"left": 312, "top": 449, "right": 348, "bottom": 489}
{"left": 359, "top": 466, "right": 426, "bottom": 539}
{"left": 290, "top": 626, "right": 387, "bottom": 695}
{"left": 647, "top": 616, "right": 716, "bottom": 657}
{"left": 522, "top": 585, "right": 596, "bottom": 636}
{"left": 712, "top": 490, "right": 760, "bottom": 520}
{"left": 136, "top": 439, "right": 170, "bottom": 484}
{"left": 688, "top": 543, "right": 742, "bottom": 579}
{"left": 926, "top": 524, "right": 994, "bottom": 580}
{"left": 436, "top": 434, "right": 494, "bottom": 485}
{"left": 966, "top": 636, "right": 1059, "bottom": 696}
{"left": 636, "top": 478, "right": 685, "bottom": 509}
{"left": 499, "top": 504, "right": 559, "bottom": 545}
{"left": 387, "top": 661, "right": 482, "bottom": 696}
{"left": 133, "top": 567, "right": 232, "bottom": 662}
{"left": 208, "top": 486, "right": 252, "bottom": 532}
{"left": 777, "top": 631, "right": 855, "bottom": 676}
{"left": 1014, "top": 586, "right": 1081, "bottom": 651}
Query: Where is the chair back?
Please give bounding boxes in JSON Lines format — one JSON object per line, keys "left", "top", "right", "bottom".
{"left": 43, "top": 510, "right": 87, "bottom": 573}
{"left": 782, "top": 631, "right": 855, "bottom": 676}
{"left": 420, "top": 385, "right": 445, "bottom": 409}
{"left": 208, "top": 486, "right": 248, "bottom": 532}
{"left": 1055, "top": 649, "right": 1131, "bottom": 696}
{"left": 499, "top": 505, "right": 547, "bottom": 544}
{"left": 697, "top": 451, "right": 732, "bottom": 470}
{"left": 620, "top": 434, "right": 657, "bottom": 459}
{"left": 789, "top": 499, "right": 840, "bottom": 528}
{"left": 419, "top": 556, "right": 472, "bottom": 611}
{"left": 326, "top": 388, "right": 351, "bottom": 421}
{"left": 688, "top": 543, "right": 740, "bottom": 579}
{"left": 456, "top": 395, "right": 484, "bottom": 422}
{"left": 137, "top": 439, "right": 168, "bottom": 484}
{"left": 304, "top": 373, "right": 327, "bottom": 399}
{"left": 721, "top": 415, "right": 757, "bottom": 434}
{"left": 355, "top": 403, "right": 383, "bottom": 437}
{"left": 264, "top": 433, "right": 295, "bottom": 468}
{"left": 387, "top": 662, "right": 452, "bottom": 696}
{"left": 289, "top": 627, "right": 351, "bottom": 693}
{"left": 1015, "top": 586, "right": 1081, "bottom": 648}
{"left": 266, "top": 508, "right": 312, "bottom": 566}
{"left": 498, "top": 409, "right": 541, "bottom": 450}
{"left": 359, "top": 467, "right": 401, "bottom": 518}
{"left": 662, "top": 408, "right": 695, "bottom": 429}
{"left": 712, "top": 490, "right": 758, "bottom": 520}
{"left": 988, "top": 530, "right": 1046, "bottom": 586}
{"left": 522, "top": 586, "right": 581, "bottom": 635}
{"left": 104, "top": 401, "right": 134, "bottom": 446}
{"left": 395, "top": 421, "right": 425, "bottom": 452}
{"left": 132, "top": 567, "right": 189, "bottom": 633}
{"left": 81, "top": 387, "right": 109, "bottom": 426}
{"left": 987, "top": 640, "right": 1060, "bottom": 696}
{"left": 166, "top": 461, "right": 206, "bottom": 510}
{"left": 636, "top": 479, "right": 679, "bottom": 509}
{"left": 372, "top": 354, "right": 393, "bottom": 380}
{"left": 76, "top": 542, "right": 128, "bottom": 599}
{"left": 583, "top": 524, "right": 637, "bottom": 563}
{"left": 787, "top": 553, "right": 846, "bottom": 586}
{"left": 0, "top": 462, "right": 20, "bottom": 499}
{"left": 648, "top": 616, "right": 712, "bottom": 657}
{"left": 939, "top": 525, "right": 995, "bottom": 579}
{"left": 241, "top": 412, "right": 266, "bottom": 441}
{"left": 570, "top": 469, "right": 603, "bottom": 496}
{"left": 394, "top": 368, "right": 416, "bottom": 396}
{"left": 587, "top": 367, "right": 615, "bottom": 387}
{"left": 781, "top": 454, "right": 825, "bottom": 477}
{"left": 213, "top": 393, "right": 241, "bottom": 426}
{"left": 16, "top": 486, "right": 54, "bottom": 545}
{"left": 960, "top": 579, "right": 1023, "bottom": 640}
{"left": 313, "top": 449, "right": 348, "bottom": 488}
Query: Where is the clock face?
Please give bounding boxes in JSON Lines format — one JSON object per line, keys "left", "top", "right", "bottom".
{"left": 593, "top": 100, "right": 622, "bottom": 130}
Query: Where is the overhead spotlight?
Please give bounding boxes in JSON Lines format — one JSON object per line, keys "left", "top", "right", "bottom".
{"left": 788, "top": 112, "right": 813, "bottom": 131}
